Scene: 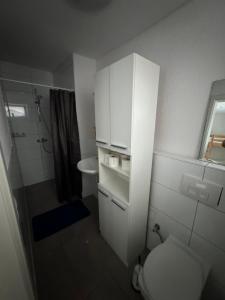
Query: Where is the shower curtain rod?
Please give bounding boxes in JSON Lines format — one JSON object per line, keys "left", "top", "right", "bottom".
{"left": 0, "top": 77, "right": 75, "bottom": 92}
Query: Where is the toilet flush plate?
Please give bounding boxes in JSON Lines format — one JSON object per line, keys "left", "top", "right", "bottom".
{"left": 180, "top": 173, "right": 222, "bottom": 207}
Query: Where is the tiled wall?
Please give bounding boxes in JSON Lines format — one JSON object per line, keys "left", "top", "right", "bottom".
{"left": 0, "top": 61, "right": 54, "bottom": 186}
{"left": 148, "top": 152, "right": 225, "bottom": 299}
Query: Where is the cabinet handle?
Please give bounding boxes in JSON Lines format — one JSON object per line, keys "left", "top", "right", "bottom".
{"left": 111, "top": 199, "right": 126, "bottom": 211}
{"left": 96, "top": 140, "right": 107, "bottom": 144}
{"left": 98, "top": 189, "right": 108, "bottom": 197}
{"left": 111, "top": 144, "right": 127, "bottom": 150}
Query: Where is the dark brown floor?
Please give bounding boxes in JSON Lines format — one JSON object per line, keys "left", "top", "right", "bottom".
{"left": 27, "top": 180, "right": 142, "bottom": 300}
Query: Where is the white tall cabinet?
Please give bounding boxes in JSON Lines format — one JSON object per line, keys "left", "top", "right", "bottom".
{"left": 95, "top": 53, "right": 160, "bottom": 265}
{"left": 95, "top": 67, "right": 110, "bottom": 144}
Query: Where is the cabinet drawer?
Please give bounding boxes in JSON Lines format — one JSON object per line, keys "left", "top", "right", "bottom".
{"left": 110, "top": 196, "right": 129, "bottom": 264}
{"left": 98, "top": 188, "right": 111, "bottom": 244}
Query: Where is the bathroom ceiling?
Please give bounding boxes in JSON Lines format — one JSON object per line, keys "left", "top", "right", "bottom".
{"left": 0, "top": 0, "right": 190, "bottom": 71}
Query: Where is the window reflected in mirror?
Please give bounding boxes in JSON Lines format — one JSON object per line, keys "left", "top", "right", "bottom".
{"left": 200, "top": 79, "right": 225, "bottom": 166}
{"left": 204, "top": 101, "right": 225, "bottom": 163}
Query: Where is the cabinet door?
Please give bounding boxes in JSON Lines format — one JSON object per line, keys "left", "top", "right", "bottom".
{"left": 110, "top": 197, "right": 128, "bottom": 264}
{"left": 109, "top": 55, "right": 134, "bottom": 152}
{"left": 98, "top": 188, "right": 111, "bottom": 244}
{"left": 95, "top": 67, "right": 110, "bottom": 145}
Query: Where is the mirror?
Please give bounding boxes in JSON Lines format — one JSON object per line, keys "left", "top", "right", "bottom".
{"left": 199, "top": 79, "right": 225, "bottom": 165}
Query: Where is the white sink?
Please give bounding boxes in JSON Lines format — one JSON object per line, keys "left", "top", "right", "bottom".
{"left": 77, "top": 156, "right": 98, "bottom": 175}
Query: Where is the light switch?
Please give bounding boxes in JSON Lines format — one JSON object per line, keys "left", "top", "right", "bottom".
{"left": 180, "top": 174, "right": 222, "bottom": 207}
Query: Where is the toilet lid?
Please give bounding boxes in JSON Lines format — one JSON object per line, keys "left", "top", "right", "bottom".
{"left": 143, "top": 238, "right": 204, "bottom": 300}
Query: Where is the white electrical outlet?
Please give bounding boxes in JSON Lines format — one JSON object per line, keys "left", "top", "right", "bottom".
{"left": 180, "top": 174, "right": 223, "bottom": 207}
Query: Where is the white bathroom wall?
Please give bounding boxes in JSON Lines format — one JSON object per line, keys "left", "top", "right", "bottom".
{"left": 0, "top": 60, "right": 53, "bottom": 85}
{"left": 53, "top": 56, "right": 74, "bottom": 90}
{"left": 73, "top": 54, "right": 97, "bottom": 197}
{"left": 148, "top": 152, "right": 225, "bottom": 299}
{"left": 97, "top": 0, "right": 225, "bottom": 158}
{"left": 0, "top": 61, "right": 54, "bottom": 186}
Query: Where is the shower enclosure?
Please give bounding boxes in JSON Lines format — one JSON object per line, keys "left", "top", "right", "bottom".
{"left": 2, "top": 80, "right": 54, "bottom": 186}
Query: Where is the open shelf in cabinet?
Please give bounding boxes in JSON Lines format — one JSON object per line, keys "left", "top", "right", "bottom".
{"left": 98, "top": 147, "right": 130, "bottom": 203}
{"left": 101, "top": 162, "right": 129, "bottom": 181}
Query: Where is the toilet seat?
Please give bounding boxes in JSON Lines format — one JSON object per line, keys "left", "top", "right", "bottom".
{"left": 141, "top": 236, "right": 209, "bottom": 300}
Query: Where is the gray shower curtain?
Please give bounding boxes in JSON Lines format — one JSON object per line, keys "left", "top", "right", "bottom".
{"left": 50, "top": 89, "right": 82, "bottom": 202}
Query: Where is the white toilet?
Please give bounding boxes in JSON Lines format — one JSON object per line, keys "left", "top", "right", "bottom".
{"left": 138, "top": 236, "right": 210, "bottom": 300}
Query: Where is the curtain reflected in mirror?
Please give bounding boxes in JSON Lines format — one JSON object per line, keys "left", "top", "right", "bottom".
{"left": 200, "top": 80, "right": 225, "bottom": 166}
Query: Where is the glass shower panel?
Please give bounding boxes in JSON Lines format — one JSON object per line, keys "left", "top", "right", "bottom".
{"left": 34, "top": 85, "right": 54, "bottom": 181}
{"left": 1, "top": 81, "right": 36, "bottom": 288}
{"left": 2, "top": 81, "right": 54, "bottom": 187}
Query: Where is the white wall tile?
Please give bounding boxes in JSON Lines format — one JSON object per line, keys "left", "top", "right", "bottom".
{"left": 42, "top": 152, "right": 54, "bottom": 180}
{"left": 21, "top": 157, "right": 44, "bottom": 186}
{"left": 16, "top": 136, "right": 41, "bottom": 161}
{"left": 152, "top": 153, "right": 205, "bottom": 192}
{"left": 194, "top": 203, "right": 225, "bottom": 252}
{"left": 150, "top": 182, "right": 197, "bottom": 228}
{"left": 204, "top": 165, "right": 225, "bottom": 213}
{"left": 148, "top": 153, "right": 225, "bottom": 299}
{"left": 1, "top": 60, "right": 54, "bottom": 186}
{"left": 190, "top": 233, "right": 225, "bottom": 287}
{"left": 11, "top": 119, "right": 38, "bottom": 135}
{"left": 147, "top": 207, "right": 191, "bottom": 249}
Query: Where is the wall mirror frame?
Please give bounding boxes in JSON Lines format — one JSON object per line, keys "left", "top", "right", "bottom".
{"left": 199, "top": 79, "right": 225, "bottom": 166}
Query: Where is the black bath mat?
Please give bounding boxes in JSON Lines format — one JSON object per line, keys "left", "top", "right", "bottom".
{"left": 32, "top": 200, "right": 90, "bottom": 241}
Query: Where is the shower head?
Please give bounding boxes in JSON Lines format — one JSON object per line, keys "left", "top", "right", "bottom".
{"left": 35, "top": 99, "right": 40, "bottom": 105}
{"left": 34, "top": 94, "right": 43, "bottom": 105}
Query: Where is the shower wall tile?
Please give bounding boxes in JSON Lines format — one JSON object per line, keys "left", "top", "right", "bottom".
{"left": 1, "top": 60, "right": 54, "bottom": 187}
{"left": 16, "top": 136, "right": 41, "bottom": 161}
{"left": 21, "top": 157, "right": 44, "bottom": 186}
{"left": 42, "top": 153, "right": 54, "bottom": 181}
{"left": 28, "top": 108, "right": 39, "bottom": 122}
{"left": 11, "top": 119, "right": 38, "bottom": 135}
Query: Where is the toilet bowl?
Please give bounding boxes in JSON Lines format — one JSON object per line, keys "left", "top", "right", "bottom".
{"left": 138, "top": 236, "right": 210, "bottom": 300}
